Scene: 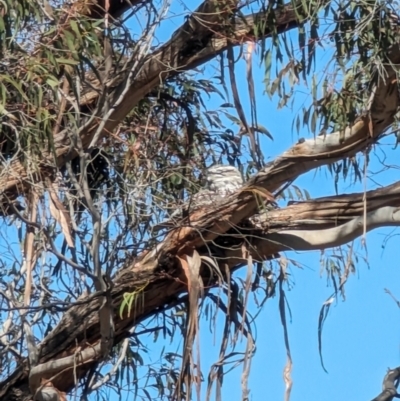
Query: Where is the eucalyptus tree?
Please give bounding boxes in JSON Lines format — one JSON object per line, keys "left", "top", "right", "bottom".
{"left": 0, "top": 0, "right": 399, "bottom": 400}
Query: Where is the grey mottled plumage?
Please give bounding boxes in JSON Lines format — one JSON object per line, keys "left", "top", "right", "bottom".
{"left": 154, "top": 165, "right": 243, "bottom": 230}
{"left": 191, "top": 165, "right": 243, "bottom": 206}
{"left": 206, "top": 165, "right": 243, "bottom": 197}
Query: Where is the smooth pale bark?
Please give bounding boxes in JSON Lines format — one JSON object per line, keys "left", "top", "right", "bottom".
{"left": 269, "top": 207, "right": 400, "bottom": 250}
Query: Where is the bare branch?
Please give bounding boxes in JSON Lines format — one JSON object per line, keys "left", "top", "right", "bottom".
{"left": 265, "top": 206, "right": 400, "bottom": 251}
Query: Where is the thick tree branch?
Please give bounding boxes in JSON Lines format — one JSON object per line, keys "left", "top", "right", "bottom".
{"left": 197, "top": 180, "right": 400, "bottom": 266}
{"left": 3, "top": 179, "right": 400, "bottom": 399}
{"left": 135, "top": 51, "right": 400, "bottom": 269}
{"left": 257, "top": 206, "right": 400, "bottom": 252}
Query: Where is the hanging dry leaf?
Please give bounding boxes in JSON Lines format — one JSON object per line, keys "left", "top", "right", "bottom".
{"left": 23, "top": 190, "right": 39, "bottom": 308}
{"left": 48, "top": 183, "right": 74, "bottom": 248}
{"left": 240, "top": 243, "right": 252, "bottom": 333}
{"left": 176, "top": 250, "right": 204, "bottom": 401}
{"left": 245, "top": 40, "right": 258, "bottom": 157}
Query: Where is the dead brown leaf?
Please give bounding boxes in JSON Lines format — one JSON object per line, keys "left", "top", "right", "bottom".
{"left": 48, "top": 182, "right": 74, "bottom": 248}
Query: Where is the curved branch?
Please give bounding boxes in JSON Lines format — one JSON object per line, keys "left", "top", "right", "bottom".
{"left": 266, "top": 206, "right": 400, "bottom": 251}
{"left": 29, "top": 343, "right": 102, "bottom": 398}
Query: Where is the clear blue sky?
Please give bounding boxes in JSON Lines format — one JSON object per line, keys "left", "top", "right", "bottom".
{"left": 123, "top": 3, "right": 400, "bottom": 401}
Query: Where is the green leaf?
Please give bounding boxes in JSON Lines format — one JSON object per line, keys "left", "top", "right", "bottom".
{"left": 55, "top": 58, "right": 79, "bottom": 66}
{"left": 264, "top": 49, "right": 272, "bottom": 86}
{"left": 255, "top": 124, "right": 273, "bottom": 140}
{"left": 46, "top": 77, "right": 59, "bottom": 89}
{"left": 69, "top": 20, "right": 81, "bottom": 40}
{"left": 170, "top": 173, "right": 182, "bottom": 186}
{"left": 0, "top": 75, "right": 29, "bottom": 102}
